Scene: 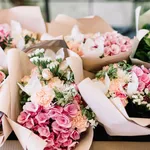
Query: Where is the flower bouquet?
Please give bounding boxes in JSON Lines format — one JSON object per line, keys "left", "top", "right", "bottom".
{"left": 0, "top": 6, "right": 46, "bottom": 51}
{"left": 130, "top": 7, "right": 150, "bottom": 68}
{"left": 0, "top": 48, "right": 12, "bottom": 146}
{"left": 45, "top": 14, "right": 132, "bottom": 72}
{"left": 6, "top": 41, "right": 96, "bottom": 150}
{"left": 78, "top": 61, "right": 150, "bottom": 136}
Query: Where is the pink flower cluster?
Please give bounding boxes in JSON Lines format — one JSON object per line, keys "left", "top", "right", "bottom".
{"left": 103, "top": 31, "right": 132, "bottom": 56}
{"left": 132, "top": 65, "right": 150, "bottom": 92}
{"left": 17, "top": 101, "right": 87, "bottom": 150}
{"left": 0, "top": 24, "right": 10, "bottom": 42}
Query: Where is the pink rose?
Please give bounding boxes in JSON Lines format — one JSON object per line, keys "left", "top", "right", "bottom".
{"left": 56, "top": 114, "right": 71, "bottom": 128}
{"left": 138, "top": 81, "right": 145, "bottom": 92}
{"left": 17, "top": 111, "right": 30, "bottom": 124}
{"left": 110, "top": 44, "right": 120, "bottom": 55}
{"left": 0, "top": 71, "right": 6, "bottom": 84}
{"left": 23, "top": 102, "right": 39, "bottom": 113}
{"left": 38, "top": 126, "right": 50, "bottom": 138}
{"left": 48, "top": 106, "right": 63, "bottom": 119}
{"left": 70, "top": 130, "right": 80, "bottom": 140}
{"left": 139, "top": 73, "right": 150, "bottom": 84}
{"left": 24, "top": 118, "right": 34, "bottom": 129}
{"left": 64, "top": 104, "right": 78, "bottom": 118}
{"left": 132, "top": 66, "right": 143, "bottom": 77}
{"left": 35, "top": 112, "right": 49, "bottom": 124}
{"left": 56, "top": 133, "right": 68, "bottom": 143}
{"left": 52, "top": 121, "right": 66, "bottom": 134}
{"left": 63, "top": 139, "right": 73, "bottom": 147}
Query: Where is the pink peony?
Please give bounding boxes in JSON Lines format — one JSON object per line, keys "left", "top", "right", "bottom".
{"left": 139, "top": 73, "right": 150, "bottom": 84}
{"left": 23, "top": 102, "right": 39, "bottom": 113}
{"left": 35, "top": 112, "right": 49, "bottom": 124}
{"left": 132, "top": 66, "right": 143, "bottom": 77}
{"left": 55, "top": 114, "right": 72, "bottom": 128}
{"left": 0, "top": 71, "right": 6, "bottom": 84}
{"left": 17, "top": 112, "right": 30, "bottom": 124}
{"left": 64, "top": 103, "right": 78, "bottom": 118}
{"left": 24, "top": 118, "right": 34, "bottom": 129}
{"left": 37, "top": 126, "right": 50, "bottom": 138}
{"left": 70, "top": 130, "right": 80, "bottom": 140}
{"left": 110, "top": 44, "right": 120, "bottom": 55}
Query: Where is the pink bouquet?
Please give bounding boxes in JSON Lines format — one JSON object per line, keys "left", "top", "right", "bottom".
{"left": 17, "top": 48, "right": 97, "bottom": 150}
{"left": 95, "top": 61, "right": 150, "bottom": 109}
{"left": 65, "top": 26, "right": 132, "bottom": 58}
{"left": 0, "top": 20, "right": 39, "bottom": 51}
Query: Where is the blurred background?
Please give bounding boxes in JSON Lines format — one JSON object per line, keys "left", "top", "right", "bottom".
{"left": 1, "top": 0, "right": 150, "bottom": 37}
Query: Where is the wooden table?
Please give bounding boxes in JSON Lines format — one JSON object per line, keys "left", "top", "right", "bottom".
{"left": 1, "top": 141, "right": 150, "bottom": 150}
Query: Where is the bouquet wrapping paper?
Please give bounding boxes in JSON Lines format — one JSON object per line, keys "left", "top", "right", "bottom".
{"left": 6, "top": 40, "right": 93, "bottom": 150}
{"left": 78, "top": 74, "right": 150, "bottom": 136}
{"left": 46, "top": 15, "right": 132, "bottom": 72}
{"left": 0, "top": 6, "right": 46, "bottom": 34}
{"left": 130, "top": 7, "right": 150, "bottom": 68}
{"left": 0, "top": 49, "right": 12, "bottom": 146}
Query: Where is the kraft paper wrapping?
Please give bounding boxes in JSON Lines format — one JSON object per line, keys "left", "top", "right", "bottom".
{"left": 78, "top": 78, "right": 150, "bottom": 136}
{"left": 6, "top": 41, "right": 93, "bottom": 150}
{"left": 130, "top": 29, "right": 150, "bottom": 68}
{"left": 0, "top": 49, "right": 12, "bottom": 146}
{"left": 0, "top": 6, "right": 46, "bottom": 34}
{"left": 46, "top": 15, "right": 132, "bottom": 72}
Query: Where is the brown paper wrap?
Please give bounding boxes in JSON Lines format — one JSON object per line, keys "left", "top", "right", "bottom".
{"left": 0, "top": 50, "right": 12, "bottom": 146}
{"left": 0, "top": 6, "right": 46, "bottom": 34}
{"left": 46, "top": 14, "right": 131, "bottom": 72}
{"left": 79, "top": 77, "right": 150, "bottom": 136}
{"left": 6, "top": 40, "right": 93, "bottom": 150}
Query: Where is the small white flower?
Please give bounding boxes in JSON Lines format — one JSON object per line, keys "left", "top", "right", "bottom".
{"left": 145, "top": 88, "right": 149, "bottom": 95}
{"left": 30, "top": 57, "right": 39, "bottom": 63}
{"left": 133, "top": 99, "right": 141, "bottom": 104}
{"left": 141, "top": 101, "right": 147, "bottom": 105}
{"left": 89, "top": 119, "right": 98, "bottom": 127}
{"left": 132, "top": 95, "right": 138, "bottom": 99}
{"left": 48, "top": 61, "right": 59, "bottom": 70}
{"left": 139, "top": 95, "right": 143, "bottom": 100}
{"left": 147, "top": 104, "right": 150, "bottom": 108}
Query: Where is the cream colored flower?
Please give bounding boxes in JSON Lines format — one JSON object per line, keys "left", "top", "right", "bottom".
{"left": 42, "top": 69, "right": 53, "bottom": 80}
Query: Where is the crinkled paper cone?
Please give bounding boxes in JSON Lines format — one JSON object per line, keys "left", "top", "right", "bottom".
{"left": 78, "top": 78, "right": 150, "bottom": 136}
{"left": 47, "top": 14, "right": 113, "bottom": 36}
{"left": 130, "top": 29, "right": 150, "bottom": 68}
{"left": 82, "top": 50, "right": 132, "bottom": 72}
{"left": 0, "top": 49, "right": 12, "bottom": 146}
{"left": 6, "top": 43, "right": 92, "bottom": 149}
{"left": 0, "top": 6, "right": 46, "bottom": 34}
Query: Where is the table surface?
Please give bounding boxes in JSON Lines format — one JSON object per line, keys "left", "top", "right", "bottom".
{"left": 1, "top": 141, "right": 150, "bottom": 150}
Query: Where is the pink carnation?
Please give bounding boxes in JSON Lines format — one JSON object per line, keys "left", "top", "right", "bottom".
{"left": 37, "top": 126, "right": 50, "bottom": 138}
{"left": 64, "top": 103, "right": 78, "bottom": 117}
{"left": 17, "top": 112, "right": 30, "bottom": 124}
